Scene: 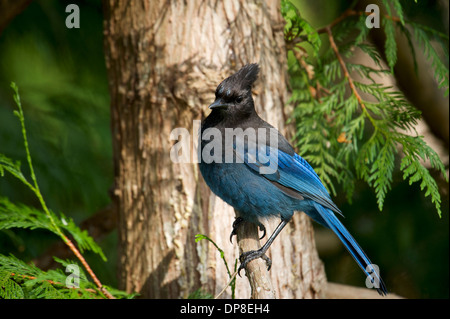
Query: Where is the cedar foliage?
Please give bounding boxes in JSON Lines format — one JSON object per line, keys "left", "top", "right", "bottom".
{"left": 0, "top": 84, "right": 130, "bottom": 299}
{"left": 282, "top": 0, "right": 448, "bottom": 216}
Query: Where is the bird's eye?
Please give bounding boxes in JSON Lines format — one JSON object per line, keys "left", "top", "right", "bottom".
{"left": 236, "top": 96, "right": 243, "bottom": 103}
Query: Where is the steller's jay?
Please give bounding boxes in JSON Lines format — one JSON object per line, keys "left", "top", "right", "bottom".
{"left": 199, "top": 63, "right": 387, "bottom": 295}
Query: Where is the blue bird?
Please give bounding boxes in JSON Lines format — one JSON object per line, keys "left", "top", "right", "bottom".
{"left": 199, "top": 63, "right": 387, "bottom": 295}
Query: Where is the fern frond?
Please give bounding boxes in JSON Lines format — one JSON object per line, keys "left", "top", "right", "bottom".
{"left": 383, "top": 17, "right": 397, "bottom": 73}
{"left": 60, "top": 217, "right": 107, "bottom": 261}
{"left": 0, "top": 254, "right": 106, "bottom": 299}
{"left": 0, "top": 154, "right": 34, "bottom": 191}
{"left": 0, "top": 197, "right": 106, "bottom": 261}
{"left": 284, "top": 0, "right": 448, "bottom": 216}
{"left": 411, "top": 22, "right": 449, "bottom": 95}
{"left": 282, "top": 0, "right": 321, "bottom": 55}
{"left": 368, "top": 136, "right": 396, "bottom": 211}
{"left": 390, "top": 0, "right": 405, "bottom": 25}
{"left": 0, "top": 270, "right": 25, "bottom": 299}
{"left": 0, "top": 197, "right": 58, "bottom": 234}
{"left": 400, "top": 155, "right": 443, "bottom": 217}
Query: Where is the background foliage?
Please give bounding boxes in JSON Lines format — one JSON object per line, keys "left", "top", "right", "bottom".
{"left": 0, "top": 0, "right": 118, "bottom": 298}
{"left": 0, "top": 0, "right": 448, "bottom": 298}
{"left": 284, "top": 0, "right": 448, "bottom": 298}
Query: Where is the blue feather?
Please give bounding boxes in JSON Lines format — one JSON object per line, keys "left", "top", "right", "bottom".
{"left": 236, "top": 142, "right": 342, "bottom": 215}
{"left": 313, "top": 202, "right": 387, "bottom": 295}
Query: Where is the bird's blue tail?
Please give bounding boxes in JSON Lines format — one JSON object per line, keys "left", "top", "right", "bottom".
{"left": 313, "top": 202, "right": 388, "bottom": 296}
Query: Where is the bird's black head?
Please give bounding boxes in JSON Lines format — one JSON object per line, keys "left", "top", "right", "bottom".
{"left": 208, "top": 63, "right": 259, "bottom": 119}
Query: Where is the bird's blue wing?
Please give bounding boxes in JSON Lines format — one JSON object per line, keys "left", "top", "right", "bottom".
{"left": 234, "top": 141, "right": 342, "bottom": 215}
{"left": 233, "top": 138, "right": 388, "bottom": 295}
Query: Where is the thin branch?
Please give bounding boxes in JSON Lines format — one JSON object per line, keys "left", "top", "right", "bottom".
{"left": 62, "top": 235, "right": 115, "bottom": 299}
{"left": 325, "top": 27, "right": 380, "bottom": 130}
{"left": 316, "top": 9, "right": 401, "bottom": 34}
{"left": 317, "top": 9, "right": 361, "bottom": 34}
{"left": 215, "top": 270, "right": 238, "bottom": 299}
{"left": 10, "top": 272, "right": 100, "bottom": 296}
{"left": 326, "top": 26, "right": 366, "bottom": 110}
{"left": 35, "top": 205, "right": 116, "bottom": 270}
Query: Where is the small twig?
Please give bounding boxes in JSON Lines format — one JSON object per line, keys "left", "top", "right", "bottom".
{"left": 317, "top": 8, "right": 360, "bottom": 34}
{"left": 11, "top": 273, "right": 60, "bottom": 286}
{"left": 10, "top": 273, "right": 99, "bottom": 296}
{"left": 316, "top": 9, "right": 401, "bottom": 34}
{"left": 63, "top": 235, "right": 115, "bottom": 299}
{"left": 325, "top": 26, "right": 367, "bottom": 110}
{"left": 35, "top": 205, "right": 116, "bottom": 270}
{"left": 214, "top": 270, "right": 238, "bottom": 299}
{"left": 325, "top": 26, "right": 380, "bottom": 131}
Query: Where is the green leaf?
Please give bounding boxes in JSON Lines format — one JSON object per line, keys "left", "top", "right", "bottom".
{"left": 383, "top": 18, "right": 397, "bottom": 72}
{"left": 390, "top": 0, "right": 405, "bottom": 25}
{"left": 59, "top": 216, "right": 107, "bottom": 261}
{"left": 195, "top": 233, "right": 236, "bottom": 298}
{"left": 195, "top": 234, "right": 226, "bottom": 260}
{"left": 187, "top": 289, "right": 214, "bottom": 299}
{"left": 400, "top": 156, "right": 443, "bottom": 217}
{"left": 281, "top": 0, "right": 321, "bottom": 55}
{"left": 370, "top": 137, "right": 396, "bottom": 211}
{"left": 285, "top": 0, "right": 448, "bottom": 217}
{"left": 0, "top": 254, "right": 124, "bottom": 299}
{"left": 0, "top": 270, "right": 25, "bottom": 299}
{"left": 0, "top": 154, "right": 34, "bottom": 191}
{"left": 0, "top": 197, "right": 106, "bottom": 261}
{"left": 410, "top": 22, "right": 449, "bottom": 96}
{"left": 0, "top": 197, "right": 59, "bottom": 234}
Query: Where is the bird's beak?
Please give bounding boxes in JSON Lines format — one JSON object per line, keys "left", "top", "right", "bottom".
{"left": 209, "top": 99, "right": 229, "bottom": 110}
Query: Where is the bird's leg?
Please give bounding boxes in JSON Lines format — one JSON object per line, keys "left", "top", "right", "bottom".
{"left": 238, "top": 219, "right": 290, "bottom": 276}
{"left": 230, "top": 217, "right": 267, "bottom": 243}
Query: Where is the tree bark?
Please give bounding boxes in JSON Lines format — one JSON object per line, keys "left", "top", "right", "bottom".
{"left": 103, "top": 0, "right": 326, "bottom": 298}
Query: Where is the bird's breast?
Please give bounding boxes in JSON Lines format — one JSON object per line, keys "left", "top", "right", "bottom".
{"left": 199, "top": 160, "right": 298, "bottom": 223}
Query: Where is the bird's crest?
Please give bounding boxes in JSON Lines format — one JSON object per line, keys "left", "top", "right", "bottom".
{"left": 236, "top": 63, "right": 259, "bottom": 89}
{"left": 219, "top": 63, "right": 260, "bottom": 92}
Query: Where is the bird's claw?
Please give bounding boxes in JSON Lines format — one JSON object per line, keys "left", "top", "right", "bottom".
{"left": 258, "top": 223, "right": 267, "bottom": 240}
{"left": 229, "top": 217, "right": 244, "bottom": 243}
{"left": 237, "top": 250, "right": 272, "bottom": 277}
{"left": 229, "top": 218, "right": 267, "bottom": 243}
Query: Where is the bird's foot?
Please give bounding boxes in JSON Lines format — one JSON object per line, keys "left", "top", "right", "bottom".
{"left": 237, "top": 249, "right": 272, "bottom": 276}
{"left": 229, "top": 218, "right": 267, "bottom": 243}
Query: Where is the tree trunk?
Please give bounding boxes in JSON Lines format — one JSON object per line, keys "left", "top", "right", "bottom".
{"left": 103, "top": 0, "right": 326, "bottom": 298}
